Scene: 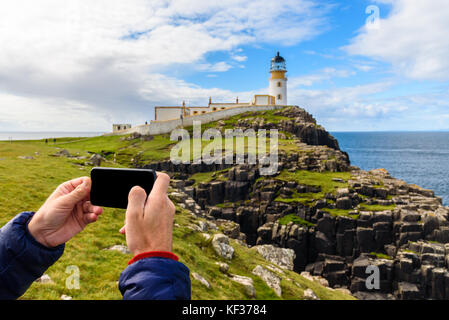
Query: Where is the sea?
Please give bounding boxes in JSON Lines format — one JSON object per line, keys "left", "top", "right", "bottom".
{"left": 332, "top": 132, "right": 449, "bottom": 206}
{"left": 0, "top": 132, "right": 105, "bottom": 141}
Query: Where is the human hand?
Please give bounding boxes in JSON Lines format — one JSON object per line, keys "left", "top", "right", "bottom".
{"left": 28, "top": 177, "right": 103, "bottom": 248}
{"left": 120, "top": 172, "right": 175, "bottom": 255}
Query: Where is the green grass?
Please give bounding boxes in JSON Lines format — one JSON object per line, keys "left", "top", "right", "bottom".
{"left": 273, "top": 170, "right": 351, "bottom": 208}
{"left": 276, "top": 170, "right": 351, "bottom": 195}
{"left": 215, "top": 202, "right": 237, "bottom": 208}
{"left": 16, "top": 133, "right": 176, "bottom": 168}
{"left": 369, "top": 252, "right": 393, "bottom": 260}
{"left": 402, "top": 249, "right": 418, "bottom": 255}
{"left": 359, "top": 203, "right": 396, "bottom": 212}
{"left": 187, "top": 109, "right": 292, "bottom": 134}
{"left": 190, "top": 169, "right": 229, "bottom": 187}
{"left": 278, "top": 214, "right": 316, "bottom": 227}
{"left": 322, "top": 208, "right": 359, "bottom": 219}
{"left": 0, "top": 139, "right": 354, "bottom": 300}
{"left": 274, "top": 190, "right": 319, "bottom": 206}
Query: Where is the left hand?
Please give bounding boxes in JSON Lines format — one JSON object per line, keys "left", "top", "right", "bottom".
{"left": 28, "top": 177, "right": 103, "bottom": 248}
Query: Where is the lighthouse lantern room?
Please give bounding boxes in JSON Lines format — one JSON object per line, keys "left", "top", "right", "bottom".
{"left": 268, "top": 51, "right": 288, "bottom": 105}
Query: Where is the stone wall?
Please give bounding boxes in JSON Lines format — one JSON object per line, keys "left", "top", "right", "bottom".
{"left": 107, "top": 105, "right": 289, "bottom": 136}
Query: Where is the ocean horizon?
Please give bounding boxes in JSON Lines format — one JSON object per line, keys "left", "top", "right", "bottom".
{"left": 0, "top": 131, "right": 105, "bottom": 141}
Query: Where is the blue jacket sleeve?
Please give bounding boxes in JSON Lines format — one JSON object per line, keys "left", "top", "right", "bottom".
{"left": 119, "top": 257, "right": 191, "bottom": 300}
{"left": 0, "top": 212, "right": 65, "bottom": 300}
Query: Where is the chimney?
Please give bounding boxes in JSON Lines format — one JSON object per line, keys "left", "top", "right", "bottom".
{"left": 236, "top": 97, "right": 239, "bottom": 104}
{"left": 209, "top": 96, "right": 212, "bottom": 105}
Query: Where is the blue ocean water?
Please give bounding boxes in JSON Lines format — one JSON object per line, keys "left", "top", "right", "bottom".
{"left": 332, "top": 132, "right": 449, "bottom": 206}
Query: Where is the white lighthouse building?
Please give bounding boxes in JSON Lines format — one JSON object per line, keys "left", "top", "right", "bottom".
{"left": 268, "top": 51, "right": 288, "bottom": 105}
{"left": 150, "top": 51, "right": 289, "bottom": 123}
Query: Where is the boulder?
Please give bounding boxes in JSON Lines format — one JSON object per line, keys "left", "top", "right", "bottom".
{"left": 303, "top": 288, "right": 320, "bottom": 300}
{"left": 192, "top": 272, "right": 211, "bottom": 289}
{"left": 217, "top": 220, "right": 241, "bottom": 239}
{"left": 336, "top": 188, "right": 350, "bottom": 198}
{"left": 35, "top": 274, "right": 54, "bottom": 284}
{"left": 216, "top": 262, "right": 229, "bottom": 274}
{"left": 89, "top": 154, "right": 104, "bottom": 166}
{"left": 212, "top": 234, "right": 234, "bottom": 260}
{"left": 53, "top": 149, "right": 71, "bottom": 157}
{"left": 253, "top": 244, "right": 295, "bottom": 270}
{"left": 104, "top": 245, "right": 131, "bottom": 254}
{"left": 252, "top": 265, "right": 282, "bottom": 297}
{"left": 229, "top": 274, "right": 256, "bottom": 298}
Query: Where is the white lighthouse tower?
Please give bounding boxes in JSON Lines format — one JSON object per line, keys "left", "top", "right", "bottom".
{"left": 268, "top": 51, "right": 287, "bottom": 105}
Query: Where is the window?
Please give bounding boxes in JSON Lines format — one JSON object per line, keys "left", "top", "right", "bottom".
{"left": 221, "top": 107, "right": 226, "bottom": 110}
{"left": 193, "top": 111, "right": 198, "bottom": 115}
{"left": 213, "top": 107, "right": 217, "bottom": 111}
{"left": 202, "top": 111, "right": 206, "bottom": 114}
{"left": 117, "top": 126, "right": 121, "bottom": 131}
{"left": 277, "top": 94, "right": 282, "bottom": 100}
{"left": 277, "top": 82, "right": 282, "bottom": 87}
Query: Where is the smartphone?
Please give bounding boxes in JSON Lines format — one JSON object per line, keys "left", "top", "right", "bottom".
{"left": 90, "top": 167, "right": 157, "bottom": 209}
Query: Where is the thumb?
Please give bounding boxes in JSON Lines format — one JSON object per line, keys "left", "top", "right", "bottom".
{"left": 126, "top": 186, "right": 147, "bottom": 226}
{"left": 62, "top": 178, "right": 91, "bottom": 206}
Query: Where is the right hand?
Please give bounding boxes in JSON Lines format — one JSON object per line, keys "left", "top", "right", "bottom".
{"left": 120, "top": 172, "right": 175, "bottom": 255}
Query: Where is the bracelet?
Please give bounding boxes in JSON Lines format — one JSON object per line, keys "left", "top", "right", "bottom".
{"left": 128, "top": 251, "right": 179, "bottom": 265}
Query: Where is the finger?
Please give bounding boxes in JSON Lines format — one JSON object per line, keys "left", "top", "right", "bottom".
{"left": 83, "top": 201, "right": 103, "bottom": 215}
{"left": 60, "top": 178, "right": 91, "bottom": 206}
{"left": 46, "top": 177, "right": 86, "bottom": 201}
{"left": 119, "top": 225, "right": 126, "bottom": 234}
{"left": 57, "top": 177, "right": 89, "bottom": 195}
{"left": 149, "top": 172, "right": 170, "bottom": 198}
{"left": 83, "top": 212, "right": 99, "bottom": 224}
{"left": 126, "top": 186, "right": 147, "bottom": 224}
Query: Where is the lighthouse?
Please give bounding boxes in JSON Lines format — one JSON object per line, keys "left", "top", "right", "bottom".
{"left": 269, "top": 51, "right": 287, "bottom": 105}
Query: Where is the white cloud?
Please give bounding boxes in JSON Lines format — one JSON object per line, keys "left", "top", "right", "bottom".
{"left": 289, "top": 80, "right": 449, "bottom": 131}
{"left": 345, "top": 0, "right": 449, "bottom": 80}
{"left": 197, "top": 61, "right": 233, "bottom": 72}
{"left": 231, "top": 55, "right": 248, "bottom": 62}
{"left": 289, "top": 68, "right": 355, "bottom": 87}
{"left": 0, "top": 0, "right": 329, "bottom": 130}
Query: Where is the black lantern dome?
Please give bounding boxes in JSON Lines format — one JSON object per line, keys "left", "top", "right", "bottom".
{"left": 270, "top": 51, "right": 286, "bottom": 71}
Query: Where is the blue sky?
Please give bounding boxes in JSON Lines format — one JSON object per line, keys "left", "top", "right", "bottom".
{"left": 0, "top": 0, "right": 448, "bottom": 132}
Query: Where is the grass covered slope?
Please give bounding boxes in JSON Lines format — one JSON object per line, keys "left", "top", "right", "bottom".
{"left": 0, "top": 139, "right": 354, "bottom": 300}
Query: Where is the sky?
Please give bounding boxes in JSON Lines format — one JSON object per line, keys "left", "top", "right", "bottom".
{"left": 1, "top": 0, "right": 449, "bottom": 132}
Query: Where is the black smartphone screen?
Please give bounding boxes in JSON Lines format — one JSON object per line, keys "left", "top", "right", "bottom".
{"left": 90, "top": 167, "right": 156, "bottom": 209}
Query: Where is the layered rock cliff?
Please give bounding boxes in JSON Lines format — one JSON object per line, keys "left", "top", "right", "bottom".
{"left": 141, "top": 106, "right": 449, "bottom": 300}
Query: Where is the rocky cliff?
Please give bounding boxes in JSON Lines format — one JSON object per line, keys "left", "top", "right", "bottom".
{"left": 141, "top": 106, "right": 449, "bottom": 300}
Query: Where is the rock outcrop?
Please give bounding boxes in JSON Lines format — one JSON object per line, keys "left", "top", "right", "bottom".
{"left": 156, "top": 106, "right": 449, "bottom": 300}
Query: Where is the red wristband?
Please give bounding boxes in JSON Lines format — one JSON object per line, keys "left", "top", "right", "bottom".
{"left": 128, "top": 251, "right": 179, "bottom": 265}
